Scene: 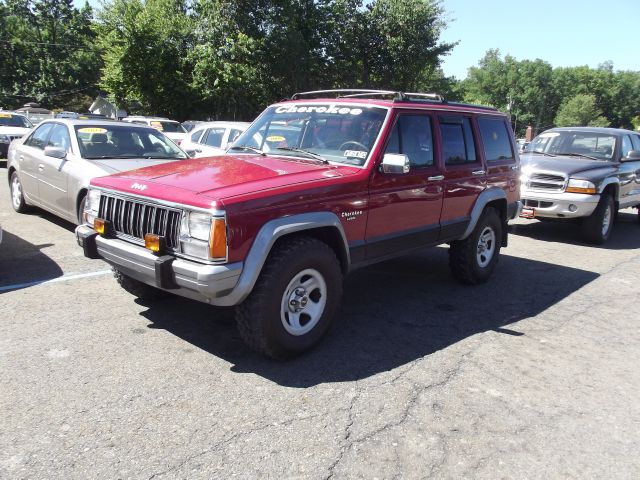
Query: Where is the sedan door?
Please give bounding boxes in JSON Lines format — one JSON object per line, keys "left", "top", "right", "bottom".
{"left": 36, "top": 123, "right": 74, "bottom": 219}
{"left": 15, "top": 122, "right": 54, "bottom": 204}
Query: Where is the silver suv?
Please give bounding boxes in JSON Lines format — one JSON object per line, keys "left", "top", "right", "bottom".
{"left": 520, "top": 127, "right": 640, "bottom": 243}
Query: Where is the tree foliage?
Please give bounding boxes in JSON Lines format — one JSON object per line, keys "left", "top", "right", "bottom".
{"left": 462, "top": 50, "right": 640, "bottom": 136}
{"left": 0, "top": 0, "right": 101, "bottom": 110}
{"left": 554, "top": 94, "right": 609, "bottom": 127}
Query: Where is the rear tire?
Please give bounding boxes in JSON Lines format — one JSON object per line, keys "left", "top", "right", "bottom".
{"left": 10, "top": 171, "right": 30, "bottom": 213}
{"left": 581, "top": 194, "right": 614, "bottom": 244}
{"left": 449, "top": 207, "right": 502, "bottom": 285}
{"left": 235, "top": 236, "right": 343, "bottom": 359}
{"left": 112, "top": 268, "right": 168, "bottom": 301}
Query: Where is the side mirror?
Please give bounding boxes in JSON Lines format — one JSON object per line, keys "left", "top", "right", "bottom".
{"left": 44, "top": 146, "right": 67, "bottom": 160}
{"left": 622, "top": 150, "right": 640, "bottom": 161}
{"left": 380, "top": 153, "right": 410, "bottom": 174}
{"left": 184, "top": 149, "right": 197, "bottom": 158}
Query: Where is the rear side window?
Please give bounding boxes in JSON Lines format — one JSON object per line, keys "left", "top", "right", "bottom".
{"left": 621, "top": 135, "right": 633, "bottom": 158}
{"left": 190, "top": 129, "right": 204, "bottom": 143}
{"left": 203, "top": 128, "right": 226, "bottom": 148}
{"left": 25, "top": 123, "right": 53, "bottom": 150}
{"left": 478, "top": 118, "right": 514, "bottom": 161}
{"left": 631, "top": 134, "right": 640, "bottom": 151}
{"left": 439, "top": 116, "right": 477, "bottom": 165}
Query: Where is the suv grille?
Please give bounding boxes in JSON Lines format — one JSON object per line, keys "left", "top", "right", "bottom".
{"left": 98, "top": 194, "right": 182, "bottom": 249}
{"left": 526, "top": 173, "right": 566, "bottom": 192}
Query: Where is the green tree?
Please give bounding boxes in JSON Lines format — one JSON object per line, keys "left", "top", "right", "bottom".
{"left": 0, "top": 0, "right": 101, "bottom": 110}
{"left": 96, "top": 0, "right": 195, "bottom": 119}
{"left": 554, "top": 94, "right": 609, "bottom": 127}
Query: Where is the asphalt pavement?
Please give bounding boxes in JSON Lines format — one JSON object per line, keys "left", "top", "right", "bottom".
{"left": 1, "top": 163, "right": 639, "bottom": 479}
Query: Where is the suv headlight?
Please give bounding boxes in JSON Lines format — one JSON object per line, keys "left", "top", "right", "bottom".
{"left": 84, "top": 189, "right": 101, "bottom": 225}
{"left": 566, "top": 179, "right": 596, "bottom": 194}
{"left": 180, "top": 211, "right": 227, "bottom": 261}
{"left": 0, "top": 134, "right": 10, "bottom": 144}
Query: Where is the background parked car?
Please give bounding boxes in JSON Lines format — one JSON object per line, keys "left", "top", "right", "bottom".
{"left": 180, "top": 121, "right": 250, "bottom": 157}
{"left": 122, "top": 116, "right": 187, "bottom": 145}
{"left": 181, "top": 120, "right": 203, "bottom": 132}
{"left": 0, "top": 112, "right": 33, "bottom": 158}
{"left": 7, "top": 119, "right": 190, "bottom": 224}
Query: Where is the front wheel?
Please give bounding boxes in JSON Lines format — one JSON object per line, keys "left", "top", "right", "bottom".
{"left": 235, "top": 236, "right": 343, "bottom": 359}
{"left": 10, "top": 171, "right": 30, "bottom": 213}
{"left": 449, "top": 207, "right": 503, "bottom": 285}
{"left": 581, "top": 194, "right": 614, "bottom": 244}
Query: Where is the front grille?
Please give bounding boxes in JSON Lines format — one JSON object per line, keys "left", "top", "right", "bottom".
{"left": 526, "top": 173, "right": 566, "bottom": 192}
{"left": 524, "top": 199, "right": 553, "bottom": 208}
{"left": 98, "top": 194, "right": 182, "bottom": 249}
{"left": 8, "top": 135, "right": 23, "bottom": 142}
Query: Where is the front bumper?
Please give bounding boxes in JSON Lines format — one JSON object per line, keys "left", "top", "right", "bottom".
{"left": 520, "top": 189, "right": 599, "bottom": 218}
{"left": 76, "top": 225, "right": 243, "bottom": 305}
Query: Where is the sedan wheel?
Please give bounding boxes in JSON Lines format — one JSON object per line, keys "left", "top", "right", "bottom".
{"left": 10, "top": 172, "right": 29, "bottom": 213}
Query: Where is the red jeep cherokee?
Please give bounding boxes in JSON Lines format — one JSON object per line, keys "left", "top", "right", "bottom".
{"left": 76, "top": 90, "right": 522, "bottom": 358}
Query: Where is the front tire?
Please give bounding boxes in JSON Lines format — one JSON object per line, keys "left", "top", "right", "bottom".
{"left": 449, "top": 207, "right": 502, "bottom": 285}
{"left": 112, "top": 268, "right": 168, "bottom": 301}
{"left": 235, "top": 236, "right": 343, "bottom": 359}
{"left": 581, "top": 194, "right": 614, "bottom": 244}
{"left": 10, "top": 171, "right": 30, "bottom": 213}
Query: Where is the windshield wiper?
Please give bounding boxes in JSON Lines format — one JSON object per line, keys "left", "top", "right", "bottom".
{"left": 276, "top": 147, "right": 329, "bottom": 164}
{"left": 529, "top": 151, "right": 556, "bottom": 157}
{"left": 228, "top": 145, "right": 266, "bottom": 156}
{"left": 556, "top": 152, "right": 600, "bottom": 161}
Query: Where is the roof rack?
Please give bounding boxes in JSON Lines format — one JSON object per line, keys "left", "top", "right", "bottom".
{"left": 290, "top": 89, "right": 446, "bottom": 103}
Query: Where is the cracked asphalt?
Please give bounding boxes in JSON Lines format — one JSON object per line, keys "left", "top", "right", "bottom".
{"left": 1, "top": 164, "right": 640, "bottom": 479}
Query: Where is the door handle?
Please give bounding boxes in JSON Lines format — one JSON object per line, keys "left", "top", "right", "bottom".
{"left": 427, "top": 175, "right": 444, "bottom": 181}
{"left": 38, "top": 164, "right": 44, "bottom": 172}
{"left": 19, "top": 155, "right": 24, "bottom": 162}
{"left": 472, "top": 170, "right": 486, "bottom": 175}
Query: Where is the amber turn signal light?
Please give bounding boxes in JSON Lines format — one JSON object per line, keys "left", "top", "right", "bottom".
{"left": 144, "top": 233, "right": 162, "bottom": 253}
{"left": 566, "top": 186, "right": 596, "bottom": 194}
{"left": 209, "top": 219, "right": 227, "bottom": 259}
{"left": 94, "top": 218, "right": 106, "bottom": 235}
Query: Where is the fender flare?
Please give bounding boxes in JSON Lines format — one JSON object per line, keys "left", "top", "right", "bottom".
{"left": 460, "top": 188, "right": 508, "bottom": 240}
{"left": 220, "top": 212, "right": 349, "bottom": 306}
{"left": 598, "top": 177, "right": 619, "bottom": 197}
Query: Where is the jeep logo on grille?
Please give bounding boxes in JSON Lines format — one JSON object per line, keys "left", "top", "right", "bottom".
{"left": 131, "top": 183, "right": 147, "bottom": 191}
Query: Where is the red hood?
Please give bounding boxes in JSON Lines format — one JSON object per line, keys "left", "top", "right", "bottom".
{"left": 90, "top": 154, "right": 361, "bottom": 209}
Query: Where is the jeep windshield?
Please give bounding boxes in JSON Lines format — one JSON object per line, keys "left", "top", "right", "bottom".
{"left": 527, "top": 131, "right": 617, "bottom": 161}
{"left": 229, "top": 104, "right": 388, "bottom": 166}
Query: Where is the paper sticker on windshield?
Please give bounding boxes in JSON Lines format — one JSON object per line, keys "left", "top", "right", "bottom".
{"left": 344, "top": 150, "right": 367, "bottom": 159}
{"left": 0, "top": 113, "right": 12, "bottom": 118}
{"left": 79, "top": 116, "right": 89, "bottom": 119}
{"left": 266, "top": 135, "right": 286, "bottom": 142}
{"left": 539, "top": 132, "right": 560, "bottom": 138}
{"left": 78, "top": 127, "right": 107, "bottom": 134}
{"left": 150, "top": 121, "right": 164, "bottom": 131}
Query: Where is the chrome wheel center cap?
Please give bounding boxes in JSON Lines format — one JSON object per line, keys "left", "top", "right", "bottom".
{"left": 288, "top": 288, "right": 309, "bottom": 313}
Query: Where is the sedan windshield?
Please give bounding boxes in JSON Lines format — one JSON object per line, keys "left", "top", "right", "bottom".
{"left": 527, "top": 131, "right": 617, "bottom": 161}
{"left": 0, "top": 113, "right": 33, "bottom": 128}
{"left": 230, "top": 104, "right": 388, "bottom": 166}
{"left": 74, "top": 124, "right": 188, "bottom": 159}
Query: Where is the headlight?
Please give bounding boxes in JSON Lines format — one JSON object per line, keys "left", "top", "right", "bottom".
{"left": 0, "top": 134, "right": 10, "bottom": 144}
{"left": 566, "top": 179, "right": 597, "bottom": 194}
{"left": 188, "top": 212, "right": 212, "bottom": 241}
{"left": 179, "top": 211, "right": 227, "bottom": 261}
{"left": 84, "top": 189, "right": 101, "bottom": 225}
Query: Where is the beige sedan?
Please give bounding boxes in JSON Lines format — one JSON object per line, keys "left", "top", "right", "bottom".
{"left": 7, "top": 119, "right": 190, "bottom": 224}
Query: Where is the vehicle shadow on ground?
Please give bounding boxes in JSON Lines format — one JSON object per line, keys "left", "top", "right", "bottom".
{"left": 510, "top": 210, "right": 640, "bottom": 250}
{"left": 0, "top": 229, "right": 63, "bottom": 292}
{"left": 138, "top": 247, "right": 599, "bottom": 387}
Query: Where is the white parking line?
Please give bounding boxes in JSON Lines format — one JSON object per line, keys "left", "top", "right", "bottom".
{"left": 0, "top": 270, "right": 112, "bottom": 292}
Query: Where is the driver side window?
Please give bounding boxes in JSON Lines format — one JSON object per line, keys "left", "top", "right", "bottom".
{"left": 384, "top": 114, "right": 434, "bottom": 168}
{"left": 25, "top": 123, "right": 53, "bottom": 150}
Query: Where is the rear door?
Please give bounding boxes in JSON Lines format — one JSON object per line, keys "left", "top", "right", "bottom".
{"left": 477, "top": 116, "right": 519, "bottom": 212}
{"left": 365, "top": 111, "right": 444, "bottom": 259}
{"left": 618, "top": 133, "right": 640, "bottom": 208}
{"left": 437, "top": 115, "right": 486, "bottom": 241}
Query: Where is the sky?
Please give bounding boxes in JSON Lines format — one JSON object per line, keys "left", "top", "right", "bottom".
{"left": 439, "top": 0, "right": 639, "bottom": 79}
